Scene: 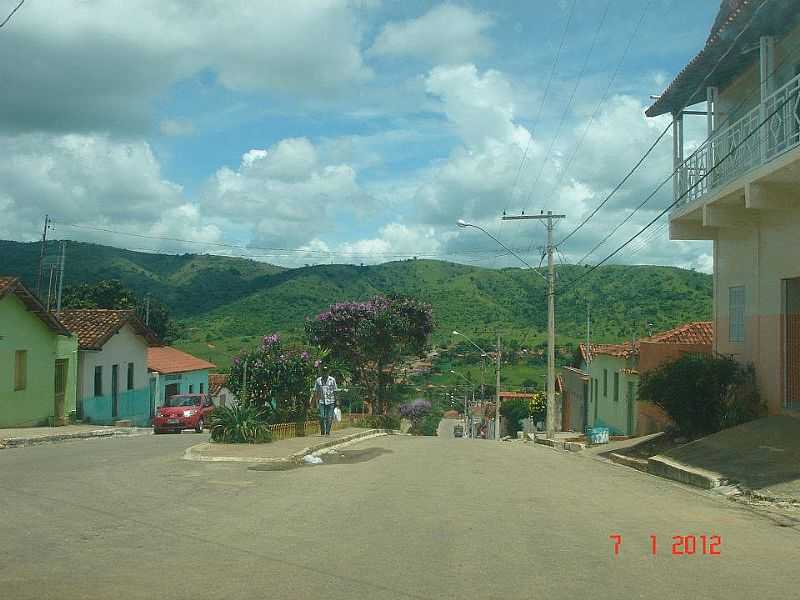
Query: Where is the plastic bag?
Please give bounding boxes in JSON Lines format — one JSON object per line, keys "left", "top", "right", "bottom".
{"left": 333, "top": 407, "right": 342, "bottom": 422}
{"left": 303, "top": 455, "right": 323, "bottom": 465}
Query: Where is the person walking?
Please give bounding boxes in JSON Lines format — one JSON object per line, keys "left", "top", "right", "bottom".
{"left": 313, "top": 364, "right": 338, "bottom": 436}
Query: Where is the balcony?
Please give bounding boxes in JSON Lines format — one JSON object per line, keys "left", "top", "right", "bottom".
{"left": 673, "top": 71, "right": 800, "bottom": 210}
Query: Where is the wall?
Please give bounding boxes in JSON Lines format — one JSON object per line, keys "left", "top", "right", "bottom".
{"left": 153, "top": 369, "right": 210, "bottom": 409}
{"left": 78, "top": 324, "right": 150, "bottom": 425}
{"left": 715, "top": 207, "right": 800, "bottom": 414}
{"left": 638, "top": 341, "right": 712, "bottom": 373}
{"left": 560, "top": 367, "right": 588, "bottom": 433}
{"left": 587, "top": 355, "right": 639, "bottom": 436}
{"left": 55, "top": 334, "right": 79, "bottom": 420}
{"left": 0, "top": 295, "right": 58, "bottom": 427}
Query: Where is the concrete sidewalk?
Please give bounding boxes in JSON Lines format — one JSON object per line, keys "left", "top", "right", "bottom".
{"left": 184, "top": 427, "right": 394, "bottom": 464}
{"left": 0, "top": 424, "right": 152, "bottom": 449}
{"left": 648, "top": 415, "right": 800, "bottom": 501}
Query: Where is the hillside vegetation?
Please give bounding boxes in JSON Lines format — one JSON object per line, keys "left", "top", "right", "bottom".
{"left": 1, "top": 240, "right": 712, "bottom": 367}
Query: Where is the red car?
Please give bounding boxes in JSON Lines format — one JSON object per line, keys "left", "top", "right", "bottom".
{"left": 153, "top": 394, "right": 215, "bottom": 434}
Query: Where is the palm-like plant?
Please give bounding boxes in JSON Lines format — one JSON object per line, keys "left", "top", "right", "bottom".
{"left": 209, "top": 404, "right": 272, "bottom": 444}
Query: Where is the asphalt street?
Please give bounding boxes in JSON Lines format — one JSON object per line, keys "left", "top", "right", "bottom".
{"left": 1, "top": 433, "right": 798, "bottom": 599}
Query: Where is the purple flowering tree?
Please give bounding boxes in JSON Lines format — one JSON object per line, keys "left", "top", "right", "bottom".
{"left": 227, "top": 334, "right": 318, "bottom": 419}
{"left": 305, "top": 295, "right": 434, "bottom": 415}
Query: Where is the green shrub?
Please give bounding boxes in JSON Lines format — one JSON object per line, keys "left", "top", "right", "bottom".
{"left": 352, "top": 414, "right": 401, "bottom": 430}
{"left": 500, "top": 398, "right": 530, "bottom": 438}
{"left": 210, "top": 404, "right": 272, "bottom": 444}
{"left": 411, "top": 409, "right": 443, "bottom": 436}
{"left": 639, "top": 354, "right": 765, "bottom": 438}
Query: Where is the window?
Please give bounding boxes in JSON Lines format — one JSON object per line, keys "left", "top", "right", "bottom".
{"left": 94, "top": 366, "right": 103, "bottom": 397}
{"left": 729, "top": 286, "right": 745, "bottom": 343}
{"left": 603, "top": 369, "right": 608, "bottom": 397}
{"left": 593, "top": 380, "right": 599, "bottom": 421}
{"left": 613, "top": 372, "right": 620, "bottom": 402}
{"left": 188, "top": 384, "right": 194, "bottom": 393}
{"left": 127, "top": 362, "right": 134, "bottom": 390}
{"left": 627, "top": 381, "right": 636, "bottom": 403}
{"left": 200, "top": 382, "right": 204, "bottom": 394}
{"left": 14, "top": 350, "right": 27, "bottom": 391}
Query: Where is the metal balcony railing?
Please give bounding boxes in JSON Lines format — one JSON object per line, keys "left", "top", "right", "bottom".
{"left": 674, "top": 71, "right": 800, "bottom": 209}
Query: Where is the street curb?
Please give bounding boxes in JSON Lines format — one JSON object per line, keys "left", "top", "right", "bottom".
{"left": 647, "top": 454, "right": 724, "bottom": 489}
{"left": 534, "top": 436, "right": 585, "bottom": 452}
{"left": 183, "top": 429, "right": 398, "bottom": 464}
{"left": 0, "top": 427, "right": 152, "bottom": 449}
{"left": 608, "top": 452, "right": 649, "bottom": 472}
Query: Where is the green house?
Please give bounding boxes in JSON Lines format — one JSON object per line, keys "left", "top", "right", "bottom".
{"left": 0, "top": 277, "right": 78, "bottom": 427}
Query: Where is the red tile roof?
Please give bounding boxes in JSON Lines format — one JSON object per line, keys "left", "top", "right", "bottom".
{"left": 579, "top": 322, "right": 713, "bottom": 364}
{"left": 208, "top": 373, "right": 229, "bottom": 396}
{"left": 0, "top": 276, "right": 71, "bottom": 336}
{"left": 58, "top": 309, "right": 160, "bottom": 350}
{"left": 648, "top": 321, "right": 713, "bottom": 346}
{"left": 148, "top": 346, "right": 216, "bottom": 374}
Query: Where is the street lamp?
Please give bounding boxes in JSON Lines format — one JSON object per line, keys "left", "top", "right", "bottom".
{"left": 450, "top": 370, "right": 475, "bottom": 438}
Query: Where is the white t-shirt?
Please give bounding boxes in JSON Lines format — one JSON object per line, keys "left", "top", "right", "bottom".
{"left": 315, "top": 376, "right": 338, "bottom": 405}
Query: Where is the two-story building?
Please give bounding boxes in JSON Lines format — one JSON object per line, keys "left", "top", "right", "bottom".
{"left": 647, "top": 0, "right": 800, "bottom": 414}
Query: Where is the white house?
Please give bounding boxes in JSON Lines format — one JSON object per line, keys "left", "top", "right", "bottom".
{"left": 208, "top": 373, "right": 238, "bottom": 408}
{"left": 58, "top": 309, "right": 160, "bottom": 426}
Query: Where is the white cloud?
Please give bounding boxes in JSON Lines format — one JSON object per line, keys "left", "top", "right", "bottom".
{"left": 370, "top": 4, "right": 493, "bottom": 64}
{"left": 1, "top": 0, "right": 371, "bottom": 134}
{"left": 202, "top": 138, "right": 372, "bottom": 248}
{"left": 159, "top": 118, "right": 195, "bottom": 137}
{"left": 0, "top": 132, "right": 220, "bottom": 248}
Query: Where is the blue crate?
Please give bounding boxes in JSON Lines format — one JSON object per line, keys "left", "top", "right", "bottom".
{"left": 586, "top": 427, "right": 609, "bottom": 445}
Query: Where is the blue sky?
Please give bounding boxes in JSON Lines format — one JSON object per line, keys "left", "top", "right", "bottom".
{"left": 0, "top": 0, "right": 721, "bottom": 270}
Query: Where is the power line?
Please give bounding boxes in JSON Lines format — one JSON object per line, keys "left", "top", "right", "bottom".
{"left": 0, "top": 0, "right": 23, "bottom": 29}
{"left": 524, "top": 0, "right": 612, "bottom": 210}
{"left": 507, "top": 0, "right": 578, "bottom": 205}
{"left": 557, "top": 90, "right": 791, "bottom": 296}
{"left": 557, "top": 0, "right": 780, "bottom": 255}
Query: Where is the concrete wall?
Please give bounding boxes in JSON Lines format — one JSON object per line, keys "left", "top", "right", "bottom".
{"left": 77, "top": 324, "right": 150, "bottom": 424}
{"left": 715, "top": 208, "right": 800, "bottom": 414}
{"left": 0, "top": 295, "right": 77, "bottom": 427}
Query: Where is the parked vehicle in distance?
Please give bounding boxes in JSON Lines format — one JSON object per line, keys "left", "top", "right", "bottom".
{"left": 453, "top": 424, "right": 464, "bottom": 438}
{"left": 153, "top": 394, "right": 215, "bottom": 434}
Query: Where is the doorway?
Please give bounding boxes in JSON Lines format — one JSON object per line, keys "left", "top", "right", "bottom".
{"left": 784, "top": 278, "right": 800, "bottom": 410}
{"left": 165, "top": 383, "right": 179, "bottom": 403}
{"left": 54, "top": 359, "right": 67, "bottom": 425}
{"left": 111, "top": 364, "right": 119, "bottom": 419}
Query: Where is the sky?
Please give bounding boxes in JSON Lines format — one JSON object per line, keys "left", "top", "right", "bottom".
{"left": 0, "top": 0, "right": 721, "bottom": 271}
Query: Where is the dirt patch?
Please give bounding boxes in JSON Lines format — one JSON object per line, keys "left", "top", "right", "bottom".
{"left": 248, "top": 447, "right": 393, "bottom": 472}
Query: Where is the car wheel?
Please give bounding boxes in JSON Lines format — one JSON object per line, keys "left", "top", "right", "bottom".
{"left": 153, "top": 428, "right": 162, "bottom": 435}
{"left": 195, "top": 419, "right": 204, "bottom": 433}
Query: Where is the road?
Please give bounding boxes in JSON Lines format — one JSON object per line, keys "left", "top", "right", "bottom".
{"left": 1, "top": 433, "right": 798, "bottom": 599}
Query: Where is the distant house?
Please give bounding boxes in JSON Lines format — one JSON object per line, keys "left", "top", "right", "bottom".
{"left": 0, "top": 277, "right": 78, "bottom": 427}
{"left": 148, "top": 347, "right": 216, "bottom": 408}
{"left": 580, "top": 322, "right": 713, "bottom": 436}
{"left": 58, "top": 309, "right": 160, "bottom": 427}
{"left": 646, "top": 0, "right": 800, "bottom": 414}
{"left": 208, "top": 373, "right": 237, "bottom": 408}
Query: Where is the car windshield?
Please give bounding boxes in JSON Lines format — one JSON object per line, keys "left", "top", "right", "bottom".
{"left": 165, "top": 396, "right": 199, "bottom": 407}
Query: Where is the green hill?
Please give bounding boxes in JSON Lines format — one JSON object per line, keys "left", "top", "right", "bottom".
{"left": 0, "top": 240, "right": 712, "bottom": 367}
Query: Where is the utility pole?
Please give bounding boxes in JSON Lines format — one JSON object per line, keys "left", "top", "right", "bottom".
{"left": 502, "top": 210, "right": 566, "bottom": 439}
{"left": 586, "top": 303, "right": 591, "bottom": 364}
{"left": 56, "top": 240, "right": 66, "bottom": 314}
{"left": 145, "top": 297, "right": 151, "bottom": 326}
{"left": 36, "top": 214, "right": 51, "bottom": 298}
{"left": 495, "top": 333, "right": 501, "bottom": 440}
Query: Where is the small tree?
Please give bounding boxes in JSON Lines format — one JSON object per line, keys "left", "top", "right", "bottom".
{"left": 305, "top": 295, "right": 434, "bottom": 415}
{"left": 227, "top": 334, "right": 317, "bottom": 423}
{"left": 638, "top": 354, "right": 765, "bottom": 438}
